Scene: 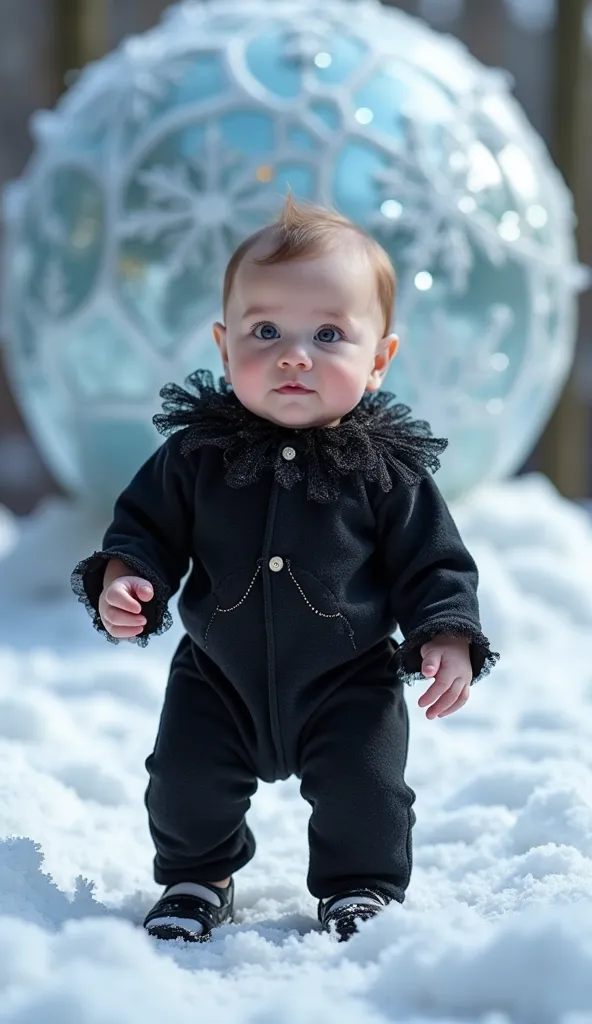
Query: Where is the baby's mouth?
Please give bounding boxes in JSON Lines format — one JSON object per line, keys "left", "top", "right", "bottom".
{"left": 275, "top": 383, "right": 313, "bottom": 394}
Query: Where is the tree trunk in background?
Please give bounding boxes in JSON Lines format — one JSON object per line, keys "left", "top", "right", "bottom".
{"left": 0, "top": 0, "right": 61, "bottom": 514}
{"left": 54, "top": 0, "right": 108, "bottom": 79}
{"left": 537, "top": 0, "right": 591, "bottom": 498}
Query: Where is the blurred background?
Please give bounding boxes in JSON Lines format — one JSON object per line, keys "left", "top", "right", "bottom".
{"left": 0, "top": 0, "right": 590, "bottom": 515}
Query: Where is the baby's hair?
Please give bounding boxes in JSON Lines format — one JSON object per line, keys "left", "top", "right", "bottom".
{"left": 222, "top": 193, "right": 397, "bottom": 336}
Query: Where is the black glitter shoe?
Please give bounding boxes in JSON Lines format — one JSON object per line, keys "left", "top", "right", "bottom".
{"left": 318, "top": 886, "right": 392, "bottom": 942}
{"left": 143, "top": 879, "right": 234, "bottom": 942}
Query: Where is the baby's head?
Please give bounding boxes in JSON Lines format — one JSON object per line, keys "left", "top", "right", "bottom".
{"left": 213, "top": 195, "right": 399, "bottom": 429}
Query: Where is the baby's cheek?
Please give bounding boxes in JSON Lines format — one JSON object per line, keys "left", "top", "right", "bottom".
{"left": 227, "top": 343, "right": 253, "bottom": 376}
{"left": 324, "top": 359, "right": 368, "bottom": 402}
{"left": 228, "top": 354, "right": 268, "bottom": 406}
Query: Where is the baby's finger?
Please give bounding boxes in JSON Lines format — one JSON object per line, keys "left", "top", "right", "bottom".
{"left": 421, "top": 653, "right": 441, "bottom": 677}
{"left": 437, "top": 684, "right": 471, "bottom": 718}
{"left": 106, "top": 624, "right": 145, "bottom": 638}
{"left": 417, "top": 678, "right": 450, "bottom": 707}
{"left": 430, "top": 663, "right": 459, "bottom": 691}
{"left": 107, "top": 584, "right": 142, "bottom": 614}
{"left": 426, "top": 678, "right": 466, "bottom": 719}
{"left": 104, "top": 608, "right": 147, "bottom": 628}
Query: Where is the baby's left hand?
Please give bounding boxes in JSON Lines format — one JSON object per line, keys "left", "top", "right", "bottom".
{"left": 417, "top": 634, "right": 472, "bottom": 720}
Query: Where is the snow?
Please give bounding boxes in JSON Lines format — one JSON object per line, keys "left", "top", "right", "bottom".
{"left": 1, "top": 472, "right": 592, "bottom": 1022}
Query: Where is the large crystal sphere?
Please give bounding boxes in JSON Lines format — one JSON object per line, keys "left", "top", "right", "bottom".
{"left": 2, "top": 0, "right": 584, "bottom": 510}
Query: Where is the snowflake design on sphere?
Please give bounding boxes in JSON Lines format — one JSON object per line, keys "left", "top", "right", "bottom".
{"left": 368, "top": 118, "right": 507, "bottom": 316}
{"left": 407, "top": 304, "right": 515, "bottom": 420}
{"left": 118, "top": 121, "right": 279, "bottom": 281}
{"left": 60, "top": 42, "right": 194, "bottom": 137}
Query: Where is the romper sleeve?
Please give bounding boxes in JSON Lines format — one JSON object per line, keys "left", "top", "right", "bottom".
{"left": 70, "top": 430, "right": 195, "bottom": 645}
{"left": 372, "top": 470, "right": 499, "bottom": 684}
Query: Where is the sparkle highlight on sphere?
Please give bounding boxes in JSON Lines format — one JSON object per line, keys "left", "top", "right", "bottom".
{"left": 449, "top": 151, "right": 468, "bottom": 172}
{"left": 381, "top": 199, "right": 403, "bottom": 220}
{"left": 498, "top": 211, "right": 522, "bottom": 241}
{"left": 314, "top": 52, "right": 332, "bottom": 68}
{"left": 490, "top": 352, "right": 510, "bottom": 372}
{"left": 526, "top": 204, "right": 549, "bottom": 229}
{"left": 354, "top": 107, "right": 374, "bottom": 125}
{"left": 458, "top": 196, "right": 477, "bottom": 214}
{"left": 414, "top": 272, "right": 434, "bottom": 291}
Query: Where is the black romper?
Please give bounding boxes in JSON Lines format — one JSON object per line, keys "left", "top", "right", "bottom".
{"left": 72, "top": 371, "right": 498, "bottom": 904}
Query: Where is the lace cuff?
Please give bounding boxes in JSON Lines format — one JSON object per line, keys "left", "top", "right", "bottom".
{"left": 70, "top": 550, "right": 172, "bottom": 646}
{"left": 394, "top": 621, "right": 499, "bottom": 686}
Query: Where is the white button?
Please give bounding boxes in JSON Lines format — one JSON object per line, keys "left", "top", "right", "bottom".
{"left": 269, "top": 556, "right": 284, "bottom": 572}
{"left": 282, "top": 446, "right": 296, "bottom": 461}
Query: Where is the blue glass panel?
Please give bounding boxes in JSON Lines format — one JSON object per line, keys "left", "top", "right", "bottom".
{"left": 272, "top": 163, "right": 316, "bottom": 198}
{"left": 24, "top": 167, "right": 104, "bottom": 318}
{"left": 354, "top": 65, "right": 454, "bottom": 137}
{"left": 218, "top": 111, "right": 275, "bottom": 154}
{"left": 309, "top": 101, "right": 341, "bottom": 131}
{"left": 333, "top": 142, "right": 389, "bottom": 223}
{"left": 313, "top": 34, "right": 367, "bottom": 85}
{"left": 170, "top": 51, "right": 225, "bottom": 107}
{"left": 287, "top": 125, "right": 317, "bottom": 149}
{"left": 245, "top": 31, "right": 302, "bottom": 98}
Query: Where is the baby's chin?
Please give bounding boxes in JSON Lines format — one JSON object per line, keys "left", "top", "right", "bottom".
{"left": 250, "top": 397, "right": 343, "bottom": 429}
{"left": 267, "top": 410, "right": 343, "bottom": 429}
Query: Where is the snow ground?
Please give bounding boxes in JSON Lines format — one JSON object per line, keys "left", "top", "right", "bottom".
{"left": 1, "top": 472, "right": 592, "bottom": 1023}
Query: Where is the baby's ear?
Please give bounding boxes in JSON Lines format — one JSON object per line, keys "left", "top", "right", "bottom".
{"left": 366, "top": 333, "right": 399, "bottom": 392}
{"left": 212, "top": 322, "right": 231, "bottom": 381}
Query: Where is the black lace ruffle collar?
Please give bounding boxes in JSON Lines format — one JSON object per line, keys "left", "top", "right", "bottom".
{"left": 153, "top": 369, "right": 448, "bottom": 503}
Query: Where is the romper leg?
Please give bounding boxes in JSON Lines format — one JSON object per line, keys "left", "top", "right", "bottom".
{"left": 144, "top": 636, "right": 258, "bottom": 887}
{"left": 298, "top": 661, "right": 416, "bottom": 904}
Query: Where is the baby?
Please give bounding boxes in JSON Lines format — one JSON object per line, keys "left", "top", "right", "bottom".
{"left": 72, "top": 195, "right": 498, "bottom": 943}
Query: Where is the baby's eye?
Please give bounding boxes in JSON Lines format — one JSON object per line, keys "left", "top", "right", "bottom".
{"left": 314, "top": 326, "right": 343, "bottom": 344}
{"left": 253, "top": 322, "right": 280, "bottom": 340}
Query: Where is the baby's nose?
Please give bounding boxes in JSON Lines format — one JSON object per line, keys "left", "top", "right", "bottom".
{"left": 278, "top": 344, "right": 312, "bottom": 368}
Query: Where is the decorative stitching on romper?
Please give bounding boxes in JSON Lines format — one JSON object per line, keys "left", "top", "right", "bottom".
{"left": 204, "top": 563, "right": 262, "bottom": 649}
{"left": 285, "top": 559, "right": 357, "bottom": 651}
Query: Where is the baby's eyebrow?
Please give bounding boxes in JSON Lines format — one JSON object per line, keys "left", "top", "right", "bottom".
{"left": 242, "top": 307, "right": 278, "bottom": 319}
{"left": 314, "top": 311, "right": 349, "bottom": 321}
{"left": 242, "top": 307, "right": 349, "bottom": 321}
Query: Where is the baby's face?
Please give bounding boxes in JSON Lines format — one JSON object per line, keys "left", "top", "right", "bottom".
{"left": 213, "top": 241, "right": 397, "bottom": 428}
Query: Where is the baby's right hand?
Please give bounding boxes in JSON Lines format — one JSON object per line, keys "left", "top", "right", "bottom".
{"left": 98, "top": 575, "right": 154, "bottom": 638}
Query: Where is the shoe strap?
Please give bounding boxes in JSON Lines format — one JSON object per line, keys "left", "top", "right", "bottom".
{"left": 164, "top": 880, "right": 232, "bottom": 907}
{"left": 145, "top": 890, "right": 230, "bottom": 934}
{"left": 319, "top": 887, "right": 389, "bottom": 922}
